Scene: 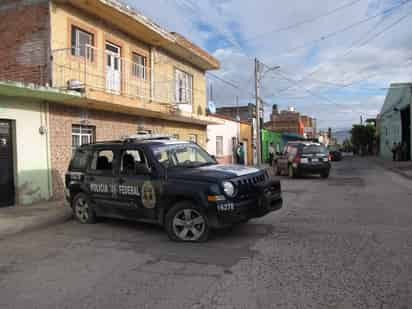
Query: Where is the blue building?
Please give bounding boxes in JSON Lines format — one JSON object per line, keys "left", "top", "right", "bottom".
{"left": 380, "top": 83, "right": 411, "bottom": 160}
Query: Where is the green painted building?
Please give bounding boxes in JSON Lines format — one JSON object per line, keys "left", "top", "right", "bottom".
{"left": 261, "top": 129, "right": 283, "bottom": 163}
{"left": 380, "top": 83, "right": 412, "bottom": 160}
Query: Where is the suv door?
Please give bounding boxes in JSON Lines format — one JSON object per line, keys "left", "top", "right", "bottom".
{"left": 116, "top": 147, "right": 158, "bottom": 220}
{"left": 86, "top": 148, "right": 119, "bottom": 216}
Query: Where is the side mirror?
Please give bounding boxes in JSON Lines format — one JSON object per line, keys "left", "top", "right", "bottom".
{"left": 210, "top": 155, "right": 217, "bottom": 161}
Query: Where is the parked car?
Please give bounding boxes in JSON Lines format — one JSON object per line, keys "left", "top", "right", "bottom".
{"left": 328, "top": 145, "right": 343, "bottom": 161}
{"left": 274, "top": 141, "right": 331, "bottom": 178}
{"left": 65, "top": 134, "right": 283, "bottom": 242}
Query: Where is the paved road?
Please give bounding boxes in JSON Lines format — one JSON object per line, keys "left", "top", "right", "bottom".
{"left": 1, "top": 157, "right": 412, "bottom": 309}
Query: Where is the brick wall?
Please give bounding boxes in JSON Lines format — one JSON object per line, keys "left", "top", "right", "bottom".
{"left": 49, "top": 103, "right": 206, "bottom": 199}
{"left": 0, "top": 0, "right": 50, "bottom": 85}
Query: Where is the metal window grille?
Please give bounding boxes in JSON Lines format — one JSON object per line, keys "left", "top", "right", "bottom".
{"left": 72, "top": 125, "right": 95, "bottom": 153}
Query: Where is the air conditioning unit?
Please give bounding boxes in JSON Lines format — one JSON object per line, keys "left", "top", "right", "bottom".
{"left": 67, "top": 79, "right": 85, "bottom": 91}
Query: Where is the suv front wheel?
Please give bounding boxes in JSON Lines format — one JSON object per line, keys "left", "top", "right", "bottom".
{"left": 72, "top": 193, "right": 96, "bottom": 224}
{"left": 165, "top": 202, "right": 209, "bottom": 242}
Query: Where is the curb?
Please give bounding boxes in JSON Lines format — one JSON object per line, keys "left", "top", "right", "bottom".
{"left": 0, "top": 207, "right": 73, "bottom": 240}
{"left": 368, "top": 157, "right": 412, "bottom": 180}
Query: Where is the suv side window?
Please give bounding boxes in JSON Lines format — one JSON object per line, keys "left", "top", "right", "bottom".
{"left": 89, "top": 150, "right": 114, "bottom": 174}
{"left": 120, "top": 149, "right": 150, "bottom": 175}
{"left": 70, "top": 149, "right": 90, "bottom": 171}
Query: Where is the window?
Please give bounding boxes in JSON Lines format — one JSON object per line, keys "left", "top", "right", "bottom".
{"left": 153, "top": 143, "right": 215, "bottom": 168}
{"left": 132, "top": 53, "right": 147, "bottom": 80}
{"left": 71, "top": 26, "right": 94, "bottom": 61}
{"left": 72, "top": 125, "right": 95, "bottom": 153}
{"left": 302, "top": 145, "right": 327, "bottom": 154}
{"left": 175, "top": 69, "right": 193, "bottom": 104}
{"left": 216, "top": 136, "right": 223, "bottom": 156}
{"left": 120, "top": 149, "right": 149, "bottom": 175}
{"left": 69, "top": 149, "right": 89, "bottom": 171}
{"left": 90, "top": 150, "right": 114, "bottom": 172}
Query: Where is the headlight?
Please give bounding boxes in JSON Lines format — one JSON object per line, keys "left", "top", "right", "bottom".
{"left": 222, "top": 181, "right": 236, "bottom": 197}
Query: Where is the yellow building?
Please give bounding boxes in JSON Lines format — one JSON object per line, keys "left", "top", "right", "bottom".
{"left": 0, "top": 0, "right": 220, "bottom": 200}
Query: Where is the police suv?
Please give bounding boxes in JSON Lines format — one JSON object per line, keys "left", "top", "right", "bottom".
{"left": 65, "top": 134, "right": 283, "bottom": 242}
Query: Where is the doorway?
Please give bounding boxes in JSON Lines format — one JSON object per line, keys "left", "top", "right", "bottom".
{"left": 0, "top": 120, "right": 15, "bottom": 207}
{"left": 105, "top": 42, "right": 121, "bottom": 93}
{"left": 401, "top": 106, "right": 411, "bottom": 160}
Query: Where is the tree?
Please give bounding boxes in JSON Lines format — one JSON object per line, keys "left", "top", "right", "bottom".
{"left": 342, "top": 139, "right": 353, "bottom": 152}
{"left": 350, "top": 124, "right": 376, "bottom": 155}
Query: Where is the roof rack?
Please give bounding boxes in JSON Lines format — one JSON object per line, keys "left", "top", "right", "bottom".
{"left": 121, "top": 133, "right": 174, "bottom": 143}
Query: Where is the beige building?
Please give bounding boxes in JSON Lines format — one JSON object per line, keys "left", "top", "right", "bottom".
{"left": 0, "top": 0, "right": 220, "bottom": 200}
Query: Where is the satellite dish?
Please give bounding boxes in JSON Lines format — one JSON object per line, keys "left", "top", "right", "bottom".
{"left": 207, "top": 101, "right": 216, "bottom": 114}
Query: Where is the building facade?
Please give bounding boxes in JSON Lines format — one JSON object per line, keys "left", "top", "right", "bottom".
{"left": 265, "top": 105, "right": 302, "bottom": 135}
{"left": 215, "top": 104, "right": 256, "bottom": 122}
{"left": 0, "top": 0, "right": 219, "bottom": 204}
{"left": 380, "top": 83, "right": 412, "bottom": 160}
{"left": 207, "top": 115, "right": 239, "bottom": 164}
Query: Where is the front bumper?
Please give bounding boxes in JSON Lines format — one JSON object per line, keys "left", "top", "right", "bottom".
{"left": 208, "top": 180, "right": 283, "bottom": 228}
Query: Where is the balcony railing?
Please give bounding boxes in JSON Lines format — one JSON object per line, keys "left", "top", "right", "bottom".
{"left": 51, "top": 46, "right": 193, "bottom": 107}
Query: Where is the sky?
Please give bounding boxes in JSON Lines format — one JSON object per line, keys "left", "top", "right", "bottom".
{"left": 124, "top": 0, "right": 412, "bottom": 130}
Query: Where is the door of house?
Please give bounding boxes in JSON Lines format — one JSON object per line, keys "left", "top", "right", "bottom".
{"left": 401, "top": 106, "right": 411, "bottom": 160}
{"left": 105, "top": 42, "right": 121, "bottom": 93}
{"left": 0, "top": 120, "right": 14, "bottom": 207}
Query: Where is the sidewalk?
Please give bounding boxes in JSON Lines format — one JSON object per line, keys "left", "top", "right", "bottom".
{"left": 0, "top": 200, "right": 72, "bottom": 239}
{"left": 369, "top": 156, "right": 412, "bottom": 180}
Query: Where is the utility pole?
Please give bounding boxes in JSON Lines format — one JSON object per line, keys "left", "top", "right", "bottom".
{"left": 254, "top": 58, "right": 262, "bottom": 165}
{"left": 254, "top": 59, "right": 280, "bottom": 165}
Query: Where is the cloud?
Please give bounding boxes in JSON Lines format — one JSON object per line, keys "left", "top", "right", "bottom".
{"left": 125, "top": 0, "right": 412, "bottom": 129}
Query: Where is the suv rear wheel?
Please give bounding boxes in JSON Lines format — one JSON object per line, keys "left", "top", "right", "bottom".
{"left": 165, "top": 202, "right": 209, "bottom": 242}
{"left": 73, "top": 193, "right": 96, "bottom": 224}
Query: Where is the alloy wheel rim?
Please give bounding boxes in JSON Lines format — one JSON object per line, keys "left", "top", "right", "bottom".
{"left": 172, "top": 209, "right": 205, "bottom": 241}
{"left": 75, "top": 198, "right": 89, "bottom": 223}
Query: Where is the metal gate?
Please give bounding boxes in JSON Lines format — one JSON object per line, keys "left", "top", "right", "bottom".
{"left": 0, "top": 120, "right": 14, "bottom": 207}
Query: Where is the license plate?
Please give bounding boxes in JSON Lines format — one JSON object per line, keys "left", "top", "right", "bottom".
{"left": 217, "top": 203, "right": 234, "bottom": 212}
{"left": 312, "top": 158, "right": 319, "bottom": 162}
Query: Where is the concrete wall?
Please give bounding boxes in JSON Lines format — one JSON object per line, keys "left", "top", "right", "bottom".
{"left": 152, "top": 48, "right": 207, "bottom": 116}
{"left": 380, "top": 84, "right": 412, "bottom": 160}
{"left": 49, "top": 103, "right": 206, "bottom": 199}
{"left": 207, "top": 117, "right": 239, "bottom": 164}
{"left": 0, "top": 97, "right": 52, "bottom": 205}
{"left": 0, "top": 0, "right": 50, "bottom": 85}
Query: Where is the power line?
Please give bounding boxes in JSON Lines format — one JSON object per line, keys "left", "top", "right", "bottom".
{"left": 276, "top": 2, "right": 412, "bottom": 94}
{"left": 219, "top": 0, "right": 363, "bottom": 48}
{"left": 206, "top": 72, "right": 241, "bottom": 89}
{"left": 271, "top": 70, "right": 339, "bottom": 104}
{"left": 277, "top": 0, "right": 411, "bottom": 55}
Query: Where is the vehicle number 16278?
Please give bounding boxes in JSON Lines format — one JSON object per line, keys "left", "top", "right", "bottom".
{"left": 217, "top": 203, "right": 234, "bottom": 212}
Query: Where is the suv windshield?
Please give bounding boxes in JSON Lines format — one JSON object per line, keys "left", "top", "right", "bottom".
{"left": 302, "top": 145, "right": 327, "bottom": 154}
{"left": 152, "top": 143, "right": 216, "bottom": 168}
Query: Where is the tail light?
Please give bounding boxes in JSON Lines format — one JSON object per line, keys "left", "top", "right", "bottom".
{"left": 293, "top": 154, "right": 301, "bottom": 164}
{"left": 328, "top": 153, "right": 332, "bottom": 161}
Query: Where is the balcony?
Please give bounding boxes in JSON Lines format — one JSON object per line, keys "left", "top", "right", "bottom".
{"left": 49, "top": 46, "right": 220, "bottom": 125}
